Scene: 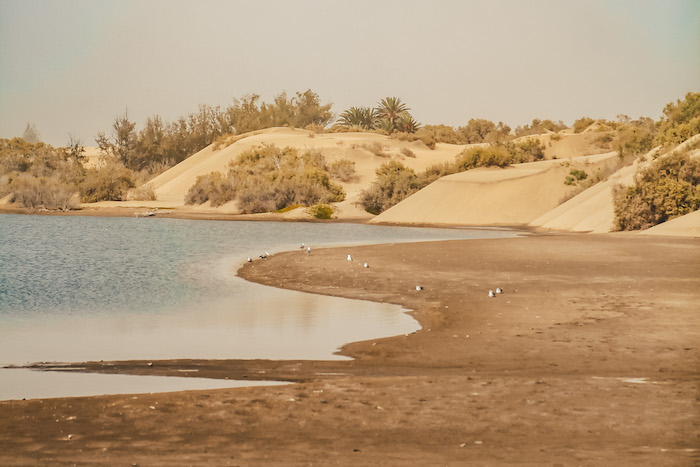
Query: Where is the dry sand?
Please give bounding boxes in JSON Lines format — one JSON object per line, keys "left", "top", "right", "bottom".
{"left": 371, "top": 153, "right": 618, "bottom": 227}
{"left": 2, "top": 234, "right": 698, "bottom": 465}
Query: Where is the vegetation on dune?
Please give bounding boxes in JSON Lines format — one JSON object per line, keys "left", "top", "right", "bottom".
{"left": 97, "top": 90, "right": 333, "bottom": 172}
{"left": 613, "top": 150, "right": 700, "bottom": 230}
{"left": 573, "top": 117, "right": 596, "bottom": 133}
{"left": 358, "top": 140, "right": 547, "bottom": 214}
{"left": 337, "top": 97, "right": 421, "bottom": 135}
{"left": 654, "top": 91, "right": 700, "bottom": 147}
{"left": 514, "top": 118, "right": 567, "bottom": 137}
{"left": 184, "top": 144, "right": 345, "bottom": 213}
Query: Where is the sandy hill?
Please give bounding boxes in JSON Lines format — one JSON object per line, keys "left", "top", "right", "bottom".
{"left": 531, "top": 134, "right": 700, "bottom": 234}
{"left": 370, "top": 153, "right": 618, "bottom": 227}
{"left": 641, "top": 210, "right": 700, "bottom": 237}
{"left": 144, "top": 127, "right": 473, "bottom": 216}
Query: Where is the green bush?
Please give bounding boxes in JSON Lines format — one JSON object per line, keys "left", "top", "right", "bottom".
{"left": 564, "top": 169, "right": 588, "bottom": 185}
{"left": 359, "top": 161, "right": 422, "bottom": 214}
{"left": 655, "top": 92, "right": 700, "bottom": 147}
{"left": 613, "top": 151, "right": 700, "bottom": 230}
{"left": 455, "top": 146, "right": 513, "bottom": 170}
{"left": 307, "top": 203, "right": 334, "bottom": 219}
{"left": 613, "top": 119, "right": 656, "bottom": 159}
{"left": 184, "top": 171, "right": 234, "bottom": 207}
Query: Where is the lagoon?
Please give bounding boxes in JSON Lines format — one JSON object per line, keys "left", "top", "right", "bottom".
{"left": 0, "top": 214, "right": 518, "bottom": 399}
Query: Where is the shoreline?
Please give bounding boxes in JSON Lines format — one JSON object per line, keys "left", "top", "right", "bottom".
{"left": 1, "top": 233, "right": 698, "bottom": 464}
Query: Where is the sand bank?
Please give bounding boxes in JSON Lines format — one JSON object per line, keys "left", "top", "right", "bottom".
{"left": 2, "top": 234, "right": 698, "bottom": 465}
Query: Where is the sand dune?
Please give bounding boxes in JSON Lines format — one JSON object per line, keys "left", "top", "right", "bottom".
{"left": 146, "top": 127, "right": 471, "bottom": 208}
{"left": 370, "top": 153, "right": 617, "bottom": 226}
{"left": 641, "top": 209, "right": 700, "bottom": 237}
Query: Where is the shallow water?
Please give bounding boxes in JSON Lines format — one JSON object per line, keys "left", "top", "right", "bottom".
{"left": 0, "top": 214, "right": 519, "bottom": 399}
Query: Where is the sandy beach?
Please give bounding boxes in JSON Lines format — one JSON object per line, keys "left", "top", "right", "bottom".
{"left": 1, "top": 233, "right": 698, "bottom": 465}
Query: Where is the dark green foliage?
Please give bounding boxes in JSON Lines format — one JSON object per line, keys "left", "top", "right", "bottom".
{"left": 655, "top": 92, "right": 700, "bottom": 146}
{"left": 613, "top": 151, "right": 700, "bottom": 230}
{"left": 185, "top": 144, "right": 345, "bottom": 214}
{"left": 338, "top": 97, "right": 421, "bottom": 135}
{"left": 565, "top": 169, "right": 588, "bottom": 185}
{"left": 307, "top": 203, "right": 334, "bottom": 219}
{"left": 359, "top": 161, "right": 422, "bottom": 214}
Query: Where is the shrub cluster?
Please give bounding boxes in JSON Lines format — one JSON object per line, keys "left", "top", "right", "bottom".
{"left": 613, "top": 151, "right": 700, "bottom": 230}
{"left": 573, "top": 117, "right": 596, "bottom": 133}
{"left": 565, "top": 169, "right": 588, "bottom": 185}
{"left": 654, "top": 92, "right": 700, "bottom": 147}
{"left": 357, "top": 140, "right": 548, "bottom": 214}
{"left": 184, "top": 144, "right": 345, "bottom": 213}
{"left": 97, "top": 89, "right": 333, "bottom": 171}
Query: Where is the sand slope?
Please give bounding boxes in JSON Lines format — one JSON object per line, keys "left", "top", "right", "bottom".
{"left": 370, "top": 153, "right": 617, "bottom": 226}
{"left": 531, "top": 134, "right": 700, "bottom": 234}
{"left": 145, "top": 127, "right": 471, "bottom": 210}
{"left": 641, "top": 209, "right": 700, "bottom": 237}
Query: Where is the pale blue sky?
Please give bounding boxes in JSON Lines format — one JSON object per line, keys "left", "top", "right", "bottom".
{"left": 1, "top": 0, "right": 698, "bottom": 146}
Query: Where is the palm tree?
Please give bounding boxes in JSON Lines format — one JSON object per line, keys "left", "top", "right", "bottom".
{"left": 395, "top": 113, "right": 421, "bottom": 133}
{"left": 339, "top": 106, "right": 377, "bottom": 130}
{"left": 375, "top": 97, "right": 409, "bottom": 129}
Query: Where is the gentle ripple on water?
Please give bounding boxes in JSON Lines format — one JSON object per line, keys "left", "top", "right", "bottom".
{"left": 0, "top": 213, "right": 520, "bottom": 399}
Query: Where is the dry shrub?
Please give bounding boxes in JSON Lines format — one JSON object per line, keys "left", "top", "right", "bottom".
{"left": 328, "top": 158, "right": 358, "bottom": 182}
{"left": 79, "top": 160, "right": 135, "bottom": 202}
{"left": 127, "top": 183, "right": 157, "bottom": 201}
{"left": 9, "top": 174, "right": 79, "bottom": 210}
{"left": 401, "top": 147, "right": 416, "bottom": 158}
{"left": 184, "top": 171, "right": 234, "bottom": 207}
{"left": 364, "top": 142, "right": 390, "bottom": 158}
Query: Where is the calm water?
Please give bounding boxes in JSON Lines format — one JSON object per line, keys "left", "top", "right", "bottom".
{"left": 0, "top": 213, "right": 518, "bottom": 399}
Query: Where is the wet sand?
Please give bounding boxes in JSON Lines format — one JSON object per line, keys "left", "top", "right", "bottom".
{"left": 1, "top": 234, "right": 698, "bottom": 465}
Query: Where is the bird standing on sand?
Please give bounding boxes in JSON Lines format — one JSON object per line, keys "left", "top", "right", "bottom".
{"left": 247, "top": 257, "right": 252, "bottom": 262}
{"left": 416, "top": 285, "right": 423, "bottom": 291}
{"left": 260, "top": 252, "right": 269, "bottom": 259}
{"left": 347, "top": 254, "right": 352, "bottom": 261}
{"left": 307, "top": 246, "right": 311, "bottom": 254}
{"left": 496, "top": 287, "right": 503, "bottom": 294}
{"left": 364, "top": 262, "right": 369, "bottom": 268}
{"left": 300, "top": 243, "right": 305, "bottom": 249}
{"left": 488, "top": 290, "right": 495, "bottom": 297}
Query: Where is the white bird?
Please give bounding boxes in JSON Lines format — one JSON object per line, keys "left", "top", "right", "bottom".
{"left": 363, "top": 262, "right": 369, "bottom": 268}
{"left": 300, "top": 243, "right": 305, "bottom": 249}
{"left": 488, "top": 290, "right": 495, "bottom": 297}
{"left": 496, "top": 287, "right": 503, "bottom": 294}
{"left": 247, "top": 257, "right": 252, "bottom": 262}
{"left": 307, "top": 246, "right": 311, "bottom": 254}
{"left": 416, "top": 285, "right": 423, "bottom": 291}
{"left": 260, "top": 252, "right": 268, "bottom": 259}
{"left": 347, "top": 254, "right": 352, "bottom": 261}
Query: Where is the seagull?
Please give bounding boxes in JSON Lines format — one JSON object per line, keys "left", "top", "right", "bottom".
{"left": 496, "top": 287, "right": 503, "bottom": 294}
{"left": 416, "top": 285, "right": 423, "bottom": 291}
{"left": 363, "top": 262, "right": 369, "bottom": 268}
{"left": 247, "top": 257, "right": 252, "bottom": 262}
{"left": 488, "top": 290, "right": 495, "bottom": 297}
{"left": 300, "top": 243, "right": 305, "bottom": 249}
{"left": 260, "top": 252, "right": 269, "bottom": 259}
{"left": 307, "top": 246, "right": 311, "bottom": 254}
{"left": 347, "top": 254, "right": 352, "bottom": 261}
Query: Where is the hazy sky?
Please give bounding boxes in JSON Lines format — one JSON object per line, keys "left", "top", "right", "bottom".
{"left": 1, "top": 0, "right": 698, "bottom": 146}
